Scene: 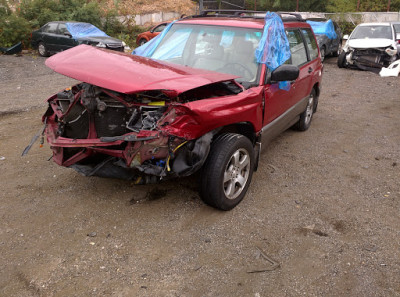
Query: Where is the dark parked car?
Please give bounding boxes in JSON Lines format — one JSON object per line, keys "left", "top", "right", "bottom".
{"left": 136, "top": 22, "right": 170, "bottom": 46}
{"left": 37, "top": 12, "right": 323, "bottom": 210}
{"left": 31, "top": 21, "right": 125, "bottom": 57}
{"left": 307, "top": 18, "right": 342, "bottom": 61}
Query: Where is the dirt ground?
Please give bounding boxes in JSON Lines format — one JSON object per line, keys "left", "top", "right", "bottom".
{"left": 0, "top": 53, "right": 399, "bottom": 297}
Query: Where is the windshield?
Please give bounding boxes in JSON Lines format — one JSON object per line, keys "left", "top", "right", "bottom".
{"left": 350, "top": 25, "right": 393, "bottom": 40}
{"left": 148, "top": 24, "right": 262, "bottom": 86}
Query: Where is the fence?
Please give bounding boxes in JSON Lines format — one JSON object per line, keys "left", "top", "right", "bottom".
{"left": 120, "top": 11, "right": 400, "bottom": 27}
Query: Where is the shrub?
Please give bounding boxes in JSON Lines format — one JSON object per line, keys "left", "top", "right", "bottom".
{"left": 0, "top": 14, "right": 31, "bottom": 48}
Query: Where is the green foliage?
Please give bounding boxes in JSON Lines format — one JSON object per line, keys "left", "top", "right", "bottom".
{"left": 0, "top": 13, "right": 31, "bottom": 47}
{"left": 0, "top": 0, "right": 11, "bottom": 17}
{"left": 246, "top": 0, "right": 327, "bottom": 12}
{"left": 19, "top": 0, "right": 103, "bottom": 28}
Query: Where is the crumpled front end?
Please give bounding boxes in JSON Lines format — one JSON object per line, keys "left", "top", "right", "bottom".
{"left": 42, "top": 80, "right": 259, "bottom": 183}
{"left": 343, "top": 42, "right": 398, "bottom": 71}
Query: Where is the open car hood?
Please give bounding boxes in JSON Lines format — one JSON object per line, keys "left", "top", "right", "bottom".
{"left": 348, "top": 38, "right": 395, "bottom": 49}
{"left": 45, "top": 44, "right": 238, "bottom": 96}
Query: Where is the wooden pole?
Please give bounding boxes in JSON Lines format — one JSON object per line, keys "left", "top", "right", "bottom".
{"left": 387, "top": 0, "right": 391, "bottom": 11}
{"left": 296, "top": 0, "right": 299, "bottom": 11}
{"left": 357, "top": 0, "right": 360, "bottom": 11}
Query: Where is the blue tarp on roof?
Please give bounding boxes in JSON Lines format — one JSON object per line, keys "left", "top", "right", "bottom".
{"left": 306, "top": 19, "right": 337, "bottom": 40}
{"left": 65, "top": 23, "right": 109, "bottom": 40}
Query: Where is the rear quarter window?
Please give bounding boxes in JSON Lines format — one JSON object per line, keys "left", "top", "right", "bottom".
{"left": 301, "top": 28, "right": 319, "bottom": 61}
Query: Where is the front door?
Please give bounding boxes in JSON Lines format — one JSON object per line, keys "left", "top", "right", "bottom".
{"left": 56, "top": 23, "right": 77, "bottom": 51}
{"left": 263, "top": 28, "right": 313, "bottom": 126}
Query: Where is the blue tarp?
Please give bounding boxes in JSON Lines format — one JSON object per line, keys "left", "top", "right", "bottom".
{"left": 65, "top": 23, "right": 109, "bottom": 40}
{"left": 255, "top": 12, "right": 291, "bottom": 90}
{"left": 132, "top": 21, "right": 177, "bottom": 57}
{"left": 306, "top": 20, "right": 337, "bottom": 40}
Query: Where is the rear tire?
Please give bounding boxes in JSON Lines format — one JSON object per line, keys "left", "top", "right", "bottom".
{"left": 293, "top": 89, "right": 316, "bottom": 131}
{"left": 38, "top": 42, "right": 49, "bottom": 57}
{"left": 200, "top": 133, "right": 254, "bottom": 211}
{"left": 337, "top": 51, "right": 347, "bottom": 68}
{"left": 332, "top": 41, "right": 342, "bottom": 57}
{"left": 320, "top": 46, "right": 326, "bottom": 62}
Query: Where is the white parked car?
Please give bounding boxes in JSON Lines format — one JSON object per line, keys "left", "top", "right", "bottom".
{"left": 338, "top": 22, "right": 400, "bottom": 71}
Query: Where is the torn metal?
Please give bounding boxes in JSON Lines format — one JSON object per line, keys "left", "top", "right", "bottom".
{"left": 40, "top": 73, "right": 261, "bottom": 182}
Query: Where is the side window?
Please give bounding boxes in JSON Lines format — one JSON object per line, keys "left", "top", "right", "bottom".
{"left": 58, "top": 24, "right": 69, "bottom": 35}
{"left": 301, "top": 28, "right": 319, "bottom": 61}
{"left": 44, "top": 23, "right": 58, "bottom": 34}
{"left": 154, "top": 24, "right": 167, "bottom": 33}
{"left": 286, "top": 29, "right": 308, "bottom": 66}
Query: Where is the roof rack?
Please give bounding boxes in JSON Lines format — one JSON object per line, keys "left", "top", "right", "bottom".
{"left": 187, "top": 10, "right": 304, "bottom": 22}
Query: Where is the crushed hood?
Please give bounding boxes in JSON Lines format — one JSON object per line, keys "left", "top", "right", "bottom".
{"left": 45, "top": 44, "right": 238, "bottom": 95}
{"left": 348, "top": 38, "right": 395, "bottom": 49}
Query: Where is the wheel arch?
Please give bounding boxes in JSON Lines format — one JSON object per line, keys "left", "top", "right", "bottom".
{"left": 215, "top": 122, "right": 257, "bottom": 145}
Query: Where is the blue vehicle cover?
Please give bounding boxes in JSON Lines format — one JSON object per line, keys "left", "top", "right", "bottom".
{"left": 306, "top": 20, "right": 337, "bottom": 40}
{"left": 132, "top": 21, "right": 177, "bottom": 57}
{"left": 65, "top": 23, "right": 109, "bottom": 40}
{"left": 255, "top": 12, "right": 291, "bottom": 90}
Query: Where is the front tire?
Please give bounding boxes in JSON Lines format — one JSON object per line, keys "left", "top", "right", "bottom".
{"left": 200, "top": 133, "right": 255, "bottom": 211}
{"left": 38, "top": 42, "right": 49, "bottom": 57}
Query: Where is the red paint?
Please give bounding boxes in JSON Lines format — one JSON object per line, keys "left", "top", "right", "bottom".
{"left": 45, "top": 45, "right": 238, "bottom": 95}
{"left": 136, "top": 22, "right": 170, "bottom": 45}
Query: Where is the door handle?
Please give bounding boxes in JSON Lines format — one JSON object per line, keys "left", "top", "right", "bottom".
{"left": 308, "top": 67, "right": 313, "bottom": 74}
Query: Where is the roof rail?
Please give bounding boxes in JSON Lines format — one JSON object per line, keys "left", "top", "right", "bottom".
{"left": 191, "top": 10, "right": 304, "bottom": 22}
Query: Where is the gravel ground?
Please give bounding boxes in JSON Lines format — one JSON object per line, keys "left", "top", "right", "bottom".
{"left": 0, "top": 53, "right": 399, "bottom": 297}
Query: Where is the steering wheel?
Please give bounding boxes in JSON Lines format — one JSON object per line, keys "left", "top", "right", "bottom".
{"left": 218, "top": 63, "right": 254, "bottom": 81}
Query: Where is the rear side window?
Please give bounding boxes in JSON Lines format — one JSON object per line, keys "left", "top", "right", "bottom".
{"left": 394, "top": 24, "right": 400, "bottom": 34}
{"left": 44, "top": 23, "right": 58, "bottom": 34}
{"left": 154, "top": 24, "right": 167, "bottom": 33}
{"left": 286, "top": 29, "right": 308, "bottom": 66}
{"left": 301, "top": 28, "right": 319, "bottom": 60}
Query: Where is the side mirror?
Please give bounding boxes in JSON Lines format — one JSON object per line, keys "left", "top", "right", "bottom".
{"left": 270, "top": 65, "right": 299, "bottom": 83}
{"left": 343, "top": 34, "right": 349, "bottom": 40}
{"left": 64, "top": 33, "right": 72, "bottom": 38}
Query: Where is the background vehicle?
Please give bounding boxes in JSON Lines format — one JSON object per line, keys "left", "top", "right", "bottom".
{"left": 31, "top": 21, "right": 125, "bottom": 57}
{"left": 40, "top": 11, "right": 322, "bottom": 210}
{"left": 306, "top": 18, "right": 342, "bottom": 61}
{"left": 338, "top": 22, "right": 399, "bottom": 70}
{"left": 136, "top": 22, "right": 170, "bottom": 46}
{"left": 391, "top": 21, "right": 400, "bottom": 53}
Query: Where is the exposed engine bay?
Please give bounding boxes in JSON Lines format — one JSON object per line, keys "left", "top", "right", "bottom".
{"left": 346, "top": 46, "right": 398, "bottom": 72}
{"left": 41, "top": 81, "right": 241, "bottom": 183}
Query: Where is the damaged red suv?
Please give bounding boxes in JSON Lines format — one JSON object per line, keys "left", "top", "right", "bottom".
{"left": 40, "top": 11, "right": 323, "bottom": 210}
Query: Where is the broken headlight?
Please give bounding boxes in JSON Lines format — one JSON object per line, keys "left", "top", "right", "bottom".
{"left": 385, "top": 47, "right": 397, "bottom": 56}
